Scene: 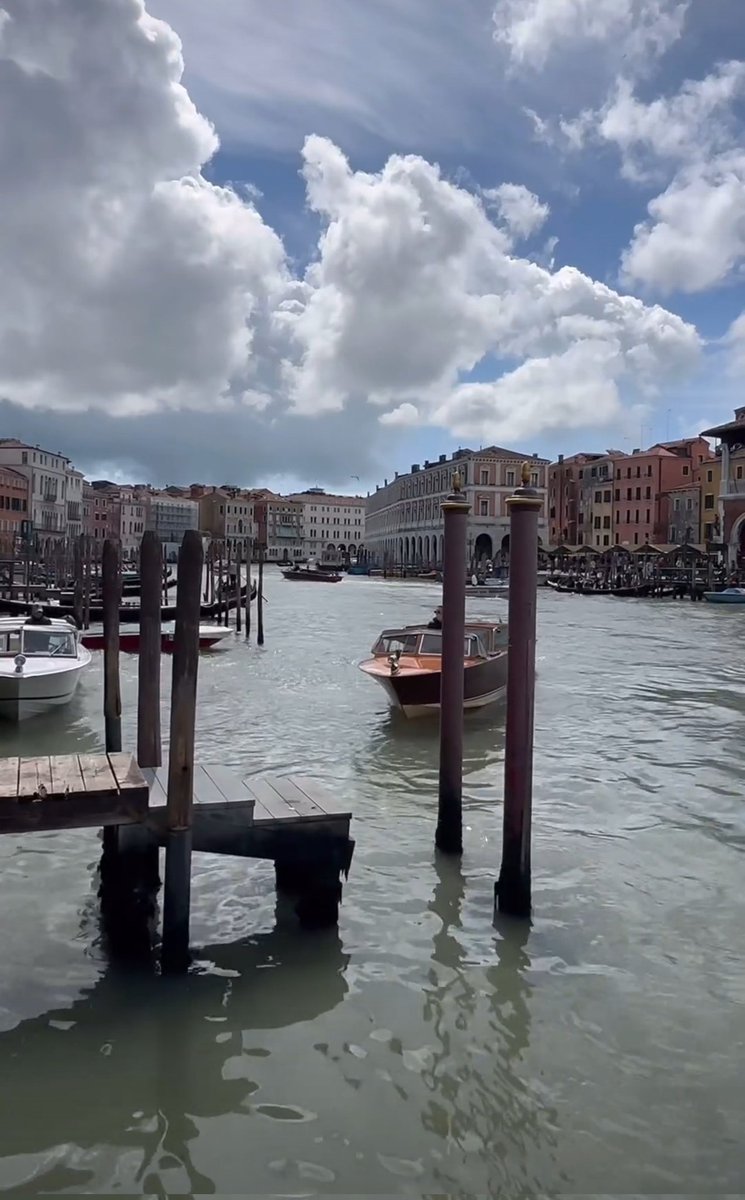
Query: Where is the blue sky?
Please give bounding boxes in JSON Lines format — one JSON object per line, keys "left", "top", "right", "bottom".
{"left": 3, "top": 0, "right": 745, "bottom": 490}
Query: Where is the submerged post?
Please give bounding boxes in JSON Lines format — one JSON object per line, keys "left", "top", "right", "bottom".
{"left": 257, "top": 546, "right": 265, "bottom": 646}
{"left": 496, "top": 463, "right": 542, "bottom": 919}
{"left": 162, "top": 529, "right": 204, "bottom": 972}
{"left": 138, "top": 530, "right": 162, "bottom": 768}
{"left": 436, "top": 470, "right": 470, "bottom": 855}
{"left": 102, "top": 539, "right": 122, "bottom": 754}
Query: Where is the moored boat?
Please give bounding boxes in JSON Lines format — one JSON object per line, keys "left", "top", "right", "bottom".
{"left": 81, "top": 623, "right": 233, "bottom": 653}
{"left": 283, "top": 565, "right": 342, "bottom": 583}
{"left": 0, "top": 616, "right": 91, "bottom": 721}
{"left": 0, "top": 582, "right": 256, "bottom": 625}
{"left": 703, "top": 587, "right": 745, "bottom": 604}
{"left": 359, "top": 620, "right": 508, "bottom": 717}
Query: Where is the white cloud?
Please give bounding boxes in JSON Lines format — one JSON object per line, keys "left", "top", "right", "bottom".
{"left": 0, "top": 0, "right": 292, "bottom": 413}
{"left": 724, "top": 311, "right": 745, "bottom": 376}
{"left": 283, "top": 137, "right": 699, "bottom": 437}
{"left": 0, "top": 0, "right": 702, "bottom": 472}
{"left": 493, "top": 0, "right": 688, "bottom": 72}
{"left": 483, "top": 182, "right": 550, "bottom": 241}
{"left": 621, "top": 151, "right": 745, "bottom": 292}
{"left": 379, "top": 403, "right": 420, "bottom": 427}
{"left": 436, "top": 342, "right": 623, "bottom": 443}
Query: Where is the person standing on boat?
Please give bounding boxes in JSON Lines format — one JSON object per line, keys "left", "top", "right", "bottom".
{"left": 428, "top": 606, "right": 443, "bottom": 630}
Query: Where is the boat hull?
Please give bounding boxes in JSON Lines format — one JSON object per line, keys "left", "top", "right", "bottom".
{"left": 703, "top": 591, "right": 745, "bottom": 604}
{"left": 282, "top": 570, "right": 342, "bottom": 583}
{"left": 0, "top": 663, "right": 86, "bottom": 721}
{"left": 362, "top": 652, "right": 508, "bottom": 717}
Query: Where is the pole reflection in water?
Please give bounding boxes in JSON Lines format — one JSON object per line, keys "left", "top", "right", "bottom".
{"left": 419, "top": 856, "right": 559, "bottom": 1194}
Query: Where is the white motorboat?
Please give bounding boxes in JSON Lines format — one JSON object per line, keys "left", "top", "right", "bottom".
{"left": 0, "top": 616, "right": 91, "bottom": 721}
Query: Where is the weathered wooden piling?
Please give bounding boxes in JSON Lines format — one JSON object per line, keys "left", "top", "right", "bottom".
{"left": 162, "top": 528, "right": 204, "bottom": 972}
{"left": 436, "top": 471, "right": 470, "bottom": 855}
{"left": 257, "top": 547, "right": 265, "bottom": 646}
{"left": 138, "top": 530, "right": 162, "bottom": 769}
{"left": 102, "top": 540, "right": 122, "bottom": 755}
{"left": 234, "top": 542, "right": 242, "bottom": 633}
{"left": 83, "top": 536, "right": 92, "bottom": 629}
{"left": 495, "top": 463, "right": 542, "bottom": 919}
{"left": 245, "top": 541, "right": 252, "bottom": 639}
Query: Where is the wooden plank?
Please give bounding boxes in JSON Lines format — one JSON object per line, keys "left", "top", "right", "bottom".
{"left": 269, "top": 776, "right": 326, "bottom": 819}
{"left": 107, "top": 753, "right": 149, "bottom": 794}
{"left": 291, "top": 776, "right": 342, "bottom": 816}
{"left": 200, "top": 765, "right": 255, "bottom": 806}
{"left": 17, "top": 757, "right": 53, "bottom": 800}
{"left": 192, "top": 765, "right": 229, "bottom": 807}
{"left": 141, "top": 766, "right": 168, "bottom": 807}
{"left": 0, "top": 758, "right": 19, "bottom": 799}
{"left": 78, "top": 755, "right": 117, "bottom": 795}
{"left": 49, "top": 755, "right": 84, "bottom": 796}
{"left": 247, "top": 777, "right": 299, "bottom": 822}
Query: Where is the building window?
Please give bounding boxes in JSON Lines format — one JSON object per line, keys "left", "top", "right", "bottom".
{"left": 704, "top": 493, "right": 715, "bottom": 509}
{"left": 625, "top": 510, "right": 630, "bottom": 523}
{"left": 634, "top": 531, "right": 639, "bottom": 544}
{"left": 604, "top": 490, "right": 611, "bottom": 503}
{"left": 614, "top": 532, "right": 620, "bottom": 544}
{"left": 707, "top": 469, "right": 713, "bottom": 483}
{"left": 593, "top": 516, "right": 601, "bottom": 529}
{"left": 603, "top": 534, "right": 610, "bottom": 546}
{"left": 645, "top": 486, "right": 651, "bottom": 499}
{"left": 603, "top": 516, "right": 611, "bottom": 530}
{"left": 506, "top": 470, "right": 515, "bottom": 487}
{"left": 682, "top": 465, "right": 689, "bottom": 476}
{"left": 594, "top": 490, "right": 601, "bottom": 503}
{"left": 635, "top": 510, "right": 639, "bottom": 523}
{"left": 738, "top": 466, "right": 743, "bottom": 480}
{"left": 646, "top": 509, "right": 650, "bottom": 523}
{"left": 531, "top": 472, "right": 538, "bottom": 486}
{"left": 626, "top": 488, "right": 632, "bottom": 500}
{"left": 479, "top": 499, "right": 488, "bottom": 516}
{"left": 480, "top": 469, "right": 489, "bottom": 485}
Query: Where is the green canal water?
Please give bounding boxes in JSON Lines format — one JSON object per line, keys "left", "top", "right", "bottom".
{"left": 0, "top": 575, "right": 742, "bottom": 1193}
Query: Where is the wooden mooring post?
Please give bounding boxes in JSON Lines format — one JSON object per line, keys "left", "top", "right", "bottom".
{"left": 245, "top": 540, "right": 252, "bottom": 639}
{"left": 162, "top": 529, "right": 204, "bottom": 973}
{"left": 495, "top": 464, "right": 542, "bottom": 920}
{"left": 234, "top": 542, "right": 242, "bottom": 634}
{"left": 138, "top": 531, "right": 162, "bottom": 769}
{"left": 436, "top": 470, "right": 470, "bottom": 855}
{"left": 257, "top": 547, "right": 265, "bottom": 646}
{"left": 102, "top": 540, "right": 122, "bottom": 755}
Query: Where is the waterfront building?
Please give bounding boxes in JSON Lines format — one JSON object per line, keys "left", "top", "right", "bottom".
{"left": 285, "top": 489, "right": 365, "bottom": 562}
{"left": 700, "top": 408, "right": 745, "bottom": 565}
{"left": 364, "top": 447, "right": 548, "bottom": 567}
{"left": 665, "top": 485, "right": 700, "bottom": 545}
{"left": 614, "top": 438, "right": 712, "bottom": 548}
{"left": 194, "top": 486, "right": 254, "bottom": 553}
{"left": 66, "top": 469, "right": 84, "bottom": 541}
{"left": 0, "top": 438, "right": 79, "bottom": 541}
{"left": 83, "top": 481, "right": 121, "bottom": 545}
{"left": 0, "top": 466, "right": 30, "bottom": 548}
{"left": 147, "top": 492, "right": 198, "bottom": 561}
{"left": 252, "top": 491, "right": 303, "bottom": 561}
{"left": 548, "top": 452, "right": 614, "bottom": 546}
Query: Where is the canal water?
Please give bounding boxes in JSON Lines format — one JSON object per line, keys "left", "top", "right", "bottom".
{"left": 0, "top": 574, "right": 742, "bottom": 1194}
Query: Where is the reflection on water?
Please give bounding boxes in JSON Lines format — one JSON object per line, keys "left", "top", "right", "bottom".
{"left": 0, "top": 576, "right": 743, "bottom": 1192}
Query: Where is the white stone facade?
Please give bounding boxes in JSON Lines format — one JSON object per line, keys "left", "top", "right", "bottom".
{"left": 364, "top": 447, "right": 548, "bottom": 567}
{"left": 286, "top": 490, "right": 366, "bottom": 561}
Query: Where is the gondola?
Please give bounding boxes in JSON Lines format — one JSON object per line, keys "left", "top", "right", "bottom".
{"left": 0, "top": 582, "right": 256, "bottom": 625}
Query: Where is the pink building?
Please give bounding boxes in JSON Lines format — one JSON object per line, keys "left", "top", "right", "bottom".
{"left": 83, "top": 481, "right": 120, "bottom": 545}
{"left": 613, "top": 438, "right": 712, "bottom": 547}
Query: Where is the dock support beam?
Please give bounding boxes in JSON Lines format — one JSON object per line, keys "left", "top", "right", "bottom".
{"left": 162, "top": 529, "right": 204, "bottom": 973}
{"left": 436, "top": 472, "right": 471, "bottom": 855}
{"left": 496, "top": 464, "right": 542, "bottom": 919}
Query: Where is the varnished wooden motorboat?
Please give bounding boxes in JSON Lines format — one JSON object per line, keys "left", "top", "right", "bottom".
{"left": 81, "top": 623, "right": 232, "bottom": 653}
{"left": 359, "top": 620, "right": 508, "bottom": 717}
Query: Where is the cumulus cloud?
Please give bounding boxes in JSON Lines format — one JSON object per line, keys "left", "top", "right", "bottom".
{"left": 0, "top": 0, "right": 702, "bottom": 481}
{"left": 483, "top": 183, "right": 550, "bottom": 241}
{"left": 493, "top": 0, "right": 688, "bottom": 73}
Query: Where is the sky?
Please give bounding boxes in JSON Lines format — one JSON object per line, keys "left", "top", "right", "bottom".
{"left": 1, "top": 0, "right": 744, "bottom": 492}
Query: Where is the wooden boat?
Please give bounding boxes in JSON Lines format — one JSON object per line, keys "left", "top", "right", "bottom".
{"left": 0, "top": 582, "right": 256, "bottom": 625}
{"left": 359, "top": 620, "right": 508, "bottom": 717}
{"left": 282, "top": 566, "right": 342, "bottom": 583}
{"left": 703, "top": 587, "right": 745, "bottom": 604}
{"left": 0, "top": 616, "right": 91, "bottom": 721}
{"left": 82, "top": 623, "right": 233, "bottom": 653}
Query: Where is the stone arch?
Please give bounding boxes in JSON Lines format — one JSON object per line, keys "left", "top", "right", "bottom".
{"left": 424, "top": 535, "right": 430, "bottom": 563}
{"left": 730, "top": 512, "right": 745, "bottom": 566}
{"left": 404, "top": 536, "right": 410, "bottom": 563}
{"left": 475, "top": 532, "right": 493, "bottom": 561}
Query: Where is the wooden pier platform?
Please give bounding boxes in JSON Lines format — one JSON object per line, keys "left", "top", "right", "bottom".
{"left": 0, "top": 753, "right": 354, "bottom": 929}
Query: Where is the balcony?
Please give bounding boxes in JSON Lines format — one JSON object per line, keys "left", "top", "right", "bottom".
{"left": 720, "top": 477, "right": 745, "bottom": 497}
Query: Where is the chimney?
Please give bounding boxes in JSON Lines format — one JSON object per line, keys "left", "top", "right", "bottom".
{"left": 438, "top": 454, "right": 447, "bottom": 463}
{"left": 411, "top": 464, "right": 420, "bottom": 473}
{"left": 558, "top": 453, "right": 564, "bottom": 464}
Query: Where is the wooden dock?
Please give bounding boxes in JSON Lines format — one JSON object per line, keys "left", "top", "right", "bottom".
{"left": 0, "top": 530, "right": 355, "bottom": 972}
{"left": 0, "top": 752, "right": 354, "bottom": 929}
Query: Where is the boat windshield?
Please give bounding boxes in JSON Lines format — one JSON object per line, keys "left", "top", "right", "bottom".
{"left": 0, "top": 631, "right": 22, "bottom": 656}
{"left": 378, "top": 633, "right": 420, "bottom": 656}
{"left": 419, "top": 633, "right": 485, "bottom": 657}
{"left": 21, "top": 629, "right": 77, "bottom": 657}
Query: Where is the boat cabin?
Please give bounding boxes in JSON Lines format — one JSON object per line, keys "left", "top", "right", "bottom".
{"left": 371, "top": 623, "right": 507, "bottom": 661}
{"left": 0, "top": 619, "right": 78, "bottom": 660}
